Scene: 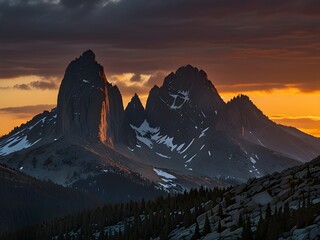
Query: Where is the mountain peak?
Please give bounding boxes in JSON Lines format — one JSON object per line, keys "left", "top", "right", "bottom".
{"left": 163, "top": 64, "right": 209, "bottom": 88}
{"left": 125, "top": 93, "right": 145, "bottom": 127}
{"left": 133, "top": 92, "right": 139, "bottom": 99}
{"left": 175, "top": 64, "right": 208, "bottom": 78}
{"left": 228, "top": 94, "right": 262, "bottom": 114}
{"left": 217, "top": 93, "right": 270, "bottom": 136}
{"left": 128, "top": 93, "right": 143, "bottom": 109}
{"left": 56, "top": 51, "right": 108, "bottom": 142}
{"left": 176, "top": 64, "right": 198, "bottom": 72}
{"left": 229, "top": 94, "right": 253, "bottom": 105}
{"left": 80, "top": 49, "right": 96, "bottom": 62}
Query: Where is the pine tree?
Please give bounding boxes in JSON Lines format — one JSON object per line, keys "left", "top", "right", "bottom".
{"left": 266, "top": 203, "right": 272, "bottom": 220}
{"left": 99, "top": 227, "right": 106, "bottom": 240}
{"left": 203, "top": 213, "right": 211, "bottom": 235}
{"left": 306, "top": 165, "right": 311, "bottom": 178}
{"left": 217, "top": 220, "right": 223, "bottom": 233}
{"left": 183, "top": 209, "right": 192, "bottom": 228}
{"left": 241, "top": 218, "right": 253, "bottom": 240}
{"left": 191, "top": 221, "right": 200, "bottom": 240}
{"left": 238, "top": 214, "right": 243, "bottom": 227}
{"left": 218, "top": 204, "right": 224, "bottom": 218}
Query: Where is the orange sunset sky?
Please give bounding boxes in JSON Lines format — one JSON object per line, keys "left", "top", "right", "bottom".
{"left": 0, "top": 0, "right": 320, "bottom": 138}
{"left": 0, "top": 72, "right": 319, "bottom": 138}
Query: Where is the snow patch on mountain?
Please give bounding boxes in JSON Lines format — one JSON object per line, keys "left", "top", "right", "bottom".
{"left": 153, "top": 168, "right": 176, "bottom": 179}
{"left": 155, "top": 152, "right": 171, "bottom": 159}
{"left": 130, "top": 120, "right": 159, "bottom": 136}
{"left": 28, "top": 117, "right": 47, "bottom": 130}
{"left": 154, "top": 134, "right": 177, "bottom": 151}
{"left": 250, "top": 157, "right": 257, "bottom": 164}
{"left": 0, "top": 136, "right": 41, "bottom": 156}
{"left": 179, "top": 138, "right": 194, "bottom": 154}
{"left": 186, "top": 154, "right": 196, "bottom": 163}
{"left": 153, "top": 168, "right": 177, "bottom": 190}
{"left": 199, "top": 127, "right": 209, "bottom": 138}
{"left": 250, "top": 154, "right": 261, "bottom": 176}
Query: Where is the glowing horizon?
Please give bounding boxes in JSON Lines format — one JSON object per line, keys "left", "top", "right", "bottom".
{"left": 1, "top": 75, "right": 319, "bottom": 138}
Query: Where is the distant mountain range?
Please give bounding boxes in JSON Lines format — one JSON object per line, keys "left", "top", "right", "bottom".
{"left": 0, "top": 50, "right": 319, "bottom": 201}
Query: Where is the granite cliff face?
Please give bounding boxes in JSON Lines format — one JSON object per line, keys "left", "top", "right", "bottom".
{"left": 56, "top": 50, "right": 124, "bottom": 145}
{"left": 106, "top": 84, "right": 125, "bottom": 145}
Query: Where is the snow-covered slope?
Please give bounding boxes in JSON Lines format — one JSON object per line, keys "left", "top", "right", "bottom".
{"left": 0, "top": 109, "right": 56, "bottom": 156}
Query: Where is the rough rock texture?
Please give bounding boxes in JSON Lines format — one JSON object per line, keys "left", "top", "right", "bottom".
{"left": 56, "top": 50, "right": 108, "bottom": 142}
{"left": 170, "top": 156, "right": 320, "bottom": 240}
{"left": 145, "top": 65, "right": 225, "bottom": 142}
{"left": 56, "top": 50, "right": 125, "bottom": 145}
{"left": 106, "top": 84, "right": 125, "bottom": 145}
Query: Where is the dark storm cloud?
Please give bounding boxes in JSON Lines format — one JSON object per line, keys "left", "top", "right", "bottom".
{"left": 146, "top": 72, "right": 168, "bottom": 88}
{"left": 13, "top": 83, "right": 32, "bottom": 90}
{"left": 0, "top": 0, "right": 320, "bottom": 93}
{"left": 30, "top": 79, "right": 58, "bottom": 90}
{"left": 12, "top": 79, "right": 58, "bottom": 90}
{"left": 0, "top": 104, "right": 56, "bottom": 118}
{"left": 129, "top": 74, "right": 142, "bottom": 83}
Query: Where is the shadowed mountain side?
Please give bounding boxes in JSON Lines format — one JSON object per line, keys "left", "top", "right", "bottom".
{"left": 0, "top": 164, "right": 102, "bottom": 232}
{"left": 216, "top": 95, "right": 320, "bottom": 162}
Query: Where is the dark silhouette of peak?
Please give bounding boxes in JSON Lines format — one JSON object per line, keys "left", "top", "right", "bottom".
{"left": 128, "top": 93, "right": 144, "bottom": 109}
{"left": 175, "top": 64, "right": 208, "bottom": 79}
{"left": 231, "top": 94, "right": 251, "bottom": 102}
{"left": 216, "top": 93, "right": 272, "bottom": 137}
{"left": 125, "top": 93, "right": 145, "bottom": 127}
{"left": 227, "top": 94, "right": 266, "bottom": 118}
{"left": 230, "top": 94, "right": 252, "bottom": 103}
{"left": 56, "top": 51, "right": 125, "bottom": 145}
{"left": 132, "top": 92, "right": 140, "bottom": 101}
{"left": 228, "top": 94, "right": 256, "bottom": 109}
{"left": 163, "top": 64, "right": 210, "bottom": 88}
{"left": 176, "top": 64, "right": 198, "bottom": 73}
{"left": 80, "top": 49, "right": 96, "bottom": 62}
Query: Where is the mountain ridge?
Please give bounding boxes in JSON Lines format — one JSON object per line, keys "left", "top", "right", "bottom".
{"left": 0, "top": 50, "right": 319, "bottom": 197}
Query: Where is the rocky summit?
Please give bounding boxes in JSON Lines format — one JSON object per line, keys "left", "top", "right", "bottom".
{"left": 56, "top": 50, "right": 106, "bottom": 142}
{"left": 56, "top": 50, "right": 125, "bottom": 145}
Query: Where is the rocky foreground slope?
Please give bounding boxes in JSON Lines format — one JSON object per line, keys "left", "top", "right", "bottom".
{"left": 3, "top": 156, "right": 319, "bottom": 240}
{"left": 172, "top": 155, "right": 320, "bottom": 240}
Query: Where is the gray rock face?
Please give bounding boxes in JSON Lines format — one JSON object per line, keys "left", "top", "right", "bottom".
{"left": 145, "top": 65, "right": 225, "bottom": 141}
{"left": 56, "top": 50, "right": 125, "bottom": 145}
{"left": 106, "top": 84, "right": 125, "bottom": 145}
{"left": 57, "top": 50, "right": 108, "bottom": 142}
